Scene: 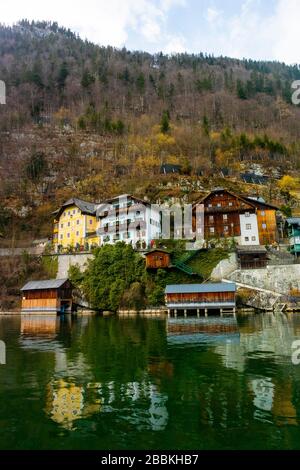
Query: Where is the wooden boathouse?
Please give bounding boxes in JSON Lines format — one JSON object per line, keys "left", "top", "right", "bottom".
{"left": 165, "top": 283, "right": 236, "bottom": 317}
{"left": 21, "top": 279, "right": 74, "bottom": 315}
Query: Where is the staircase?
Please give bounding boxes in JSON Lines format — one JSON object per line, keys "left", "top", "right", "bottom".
{"left": 173, "top": 250, "right": 200, "bottom": 276}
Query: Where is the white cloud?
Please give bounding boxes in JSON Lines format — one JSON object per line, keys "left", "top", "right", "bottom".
{"left": 205, "top": 7, "right": 222, "bottom": 25}
{"left": 1, "top": 0, "right": 187, "bottom": 50}
{"left": 164, "top": 34, "right": 187, "bottom": 54}
{"left": 199, "top": 0, "right": 300, "bottom": 64}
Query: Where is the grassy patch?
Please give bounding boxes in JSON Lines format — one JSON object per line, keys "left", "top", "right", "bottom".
{"left": 188, "top": 248, "right": 229, "bottom": 280}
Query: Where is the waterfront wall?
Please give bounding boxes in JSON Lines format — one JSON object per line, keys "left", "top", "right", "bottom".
{"left": 211, "top": 253, "right": 238, "bottom": 281}
{"left": 229, "top": 265, "right": 300, "bottom": 295}
{"left": 56, "top": 253, "right": 93, "bottom": 279}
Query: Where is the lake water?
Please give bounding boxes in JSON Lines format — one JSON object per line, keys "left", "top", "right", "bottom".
{"left": 0, "top": 312, "right": 300, "bottom": 450}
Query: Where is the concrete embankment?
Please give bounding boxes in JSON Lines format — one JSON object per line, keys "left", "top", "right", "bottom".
{"left": 56, "top": 253, "right": 93, "bottom": 278}
{"left": 211, "top": 255, "right": 300, "bottom": 311}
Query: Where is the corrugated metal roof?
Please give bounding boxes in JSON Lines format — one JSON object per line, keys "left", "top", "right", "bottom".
{"left": 286, "top": 218, "right": 300, "bottom": 225}
{"left": 21, "top": 279, "right": 69, "bottom": 291}
{"left": 165, "top": 283, "right": 236, "bottom": 294}
{"left": 236, "top": 245, "right": 267, "bottom": 254}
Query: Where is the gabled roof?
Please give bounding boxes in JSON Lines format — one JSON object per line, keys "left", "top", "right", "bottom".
{"left": 160, "top": 164, "right": 182, "bottom": 174}
{"left": 145, "top": 249, "right": 170, "bottom": 255}
{"left": 240, "top": 173, "right": 269, "bottom": 185}
{"left": 193, "top": 188, "right": 254, "bottom": 209}
{"left": 242, "top": 196, "right": 279, "bottom": 211}
{"left": 55, "top": 198, "right": 97, "bottom": 218}
{"left": 21, "top": 279, "right": 70, "bottom": 291}
{"left": 286, "top": 218, "right": 300, "bottom": 226}
{"left": 165, "top": 283, "right": 236, "bottom": 294}
{"left": 193, "top": 188, "right": 278, "bottom": 211}
{"left": 97, "top": 194, "right": 151, "bottom": 215}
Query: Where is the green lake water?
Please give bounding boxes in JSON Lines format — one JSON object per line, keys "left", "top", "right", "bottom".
{"left": 0, "top": 312, "right": 300, "bottom": 450}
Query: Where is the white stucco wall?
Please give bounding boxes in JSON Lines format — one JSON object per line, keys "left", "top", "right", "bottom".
{"left": 239, "top": 213, "right": 259, "bottom": 246}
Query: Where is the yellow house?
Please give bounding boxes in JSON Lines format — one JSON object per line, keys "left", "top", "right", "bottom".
{"left": 53, "top": 198, "right": 99, "bottom": 252}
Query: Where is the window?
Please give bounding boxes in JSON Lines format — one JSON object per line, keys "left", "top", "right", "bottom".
{"left": 245, "top": 212, "right": 250, "bottom": 217}
{"left": 245, "top": 237, "right": 249, "bottom": 242}
{"left": 217, "top": 203, "right": 222, "bottom": 207}
{"left": 90, "top": 219, "right": 93, "bottom": 225}
{"left": 229, "top": 202, "right": 233, "bottom": 207}
{"left": 209, "top": 216, "right": 214, "bottom": 223}
{"left": 60, "top": 235, "right": 63, "bottom": 240}
{"left": 210, "top": 227, "right": 215, "bottom": 234}
{"left": 261, "top": 211, "right": 266, "bottom": 216}
{"left": 61, "top": 224, "right": 63, "bottom": 228}
{"left": 67, "top": 233, "right": 70, "bottom": 238}
{"left": 223, "top": 214, "right": 228, "bottom": 221}
{"left": 252, "top": 236, "right": 256, "bottom": 241}
{"left": 68, "top": 211, "right": 70, "bottom": 215}
{"left": 76, "top": 231, "right": 79, "bottom": 236}
{"left": 208, "top": 203, "right": 212, "bottom": 208}
{"left": 246, "top": 224, "right": 252, "bottom": 230}
{"left": 73, "top": 210, "right": 76, "bottom": 214}
{"left": 77, "top": 220, "right": 80, "bottom": 225}
{"left": 68, "top": 222, "right": 70, "bottom": 227}
{"left": 262, "top": 223, "right": 267, "bottom": 229}
{"left": 224, "top": 226, "right": 229, "bottom": 232}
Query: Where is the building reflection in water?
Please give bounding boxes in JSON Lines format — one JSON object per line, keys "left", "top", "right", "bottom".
{"left": 45, "top": 377, "right": 168, "bottom": 431}
{"left": 19, "top": 315, "right": 169, "bottom": 431}
{"left": 167, "top": 317, "right": 240, "bottom": 346}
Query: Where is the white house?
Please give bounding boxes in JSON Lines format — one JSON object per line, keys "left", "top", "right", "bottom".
{"left": 239, "top": 212, "right": 260, "bottom": 246}
{"left": 96, "top": 195, "right": 161, "bottom": 249}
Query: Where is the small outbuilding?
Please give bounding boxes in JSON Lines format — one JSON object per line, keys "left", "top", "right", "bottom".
{"left": 21, "top": 279, "right": 74, "bottom": 315}
{"left": 236, "top": 245, "right": 268, "bottom": 269}
{"left": 145, "top": 249, "right": 171, "bottom": 269}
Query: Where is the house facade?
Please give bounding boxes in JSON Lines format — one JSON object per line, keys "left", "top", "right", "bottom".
{"left": 286, "top": 218, "right": 300, "bottom": 256}
{"left": 97, "top": 195, "right": 161, "bottom": 249}
{"left": 193, "top": 189, "right": 278, "bottom": 246}
{"left": 53, "top": 198, "right": 98, "bottom": 252}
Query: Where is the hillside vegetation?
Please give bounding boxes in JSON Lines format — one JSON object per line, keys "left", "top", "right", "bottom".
{"left": 1, "top": 20, "right": 300, "bottom": 244}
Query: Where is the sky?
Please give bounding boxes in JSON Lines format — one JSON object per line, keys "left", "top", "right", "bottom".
{"left": 1, "top": 0, "right": 300, "bottom": 64}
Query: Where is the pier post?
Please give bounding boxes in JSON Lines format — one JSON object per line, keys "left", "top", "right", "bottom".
{"left": 197, "top": 309, "right": 200, "bottom": 318}
{"left": 205, "top": 309, "right": 208, "bottom": 318}
{"left": 168, "top": 309, "right": 170, "bottom": 318}
{"left": 220, "top": 308, "right": 223, "bottom": 317}
{"left": 174, "top": 309, "right": 177, "bottom": 318}
{"left": 184, "top": 309, "right": 187, "bottom": 318}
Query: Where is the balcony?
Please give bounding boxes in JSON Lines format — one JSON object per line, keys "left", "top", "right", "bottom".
{"left": 98, "top": 220, "right": 147, "bottom": 235}
{"left": 53, "top": 224, "right": 59, "bottom": 233}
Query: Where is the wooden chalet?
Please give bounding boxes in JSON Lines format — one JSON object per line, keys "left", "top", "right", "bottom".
{"left": 21, "top": 279, "right": 74, "bottom": 315}
{"left": 165, "top": 283, "right": 236, "bottom": 316}
{"left": 236, "top": 245, "right": 268, "bottom": 269}
{"left": 192, "top": 188, "right": 278, "bottom": 245}
{"left": 145, "top": 249, "right": 171, "bottom": 269}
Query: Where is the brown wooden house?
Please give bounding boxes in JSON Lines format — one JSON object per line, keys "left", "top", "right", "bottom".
{"left": 21, "top": 279, "right": 74, "bottom": 314}
{"left": 236, "top": 245, "right": 268, "bottom": 269}
{"left": 165, "top": 283, "right": 236, "bottom": 315}
{"left": 145, "top": 249, "right": 171, "bottom": 269}
{"left": 192, "top": 188, "right": 278, "bottom": 245}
